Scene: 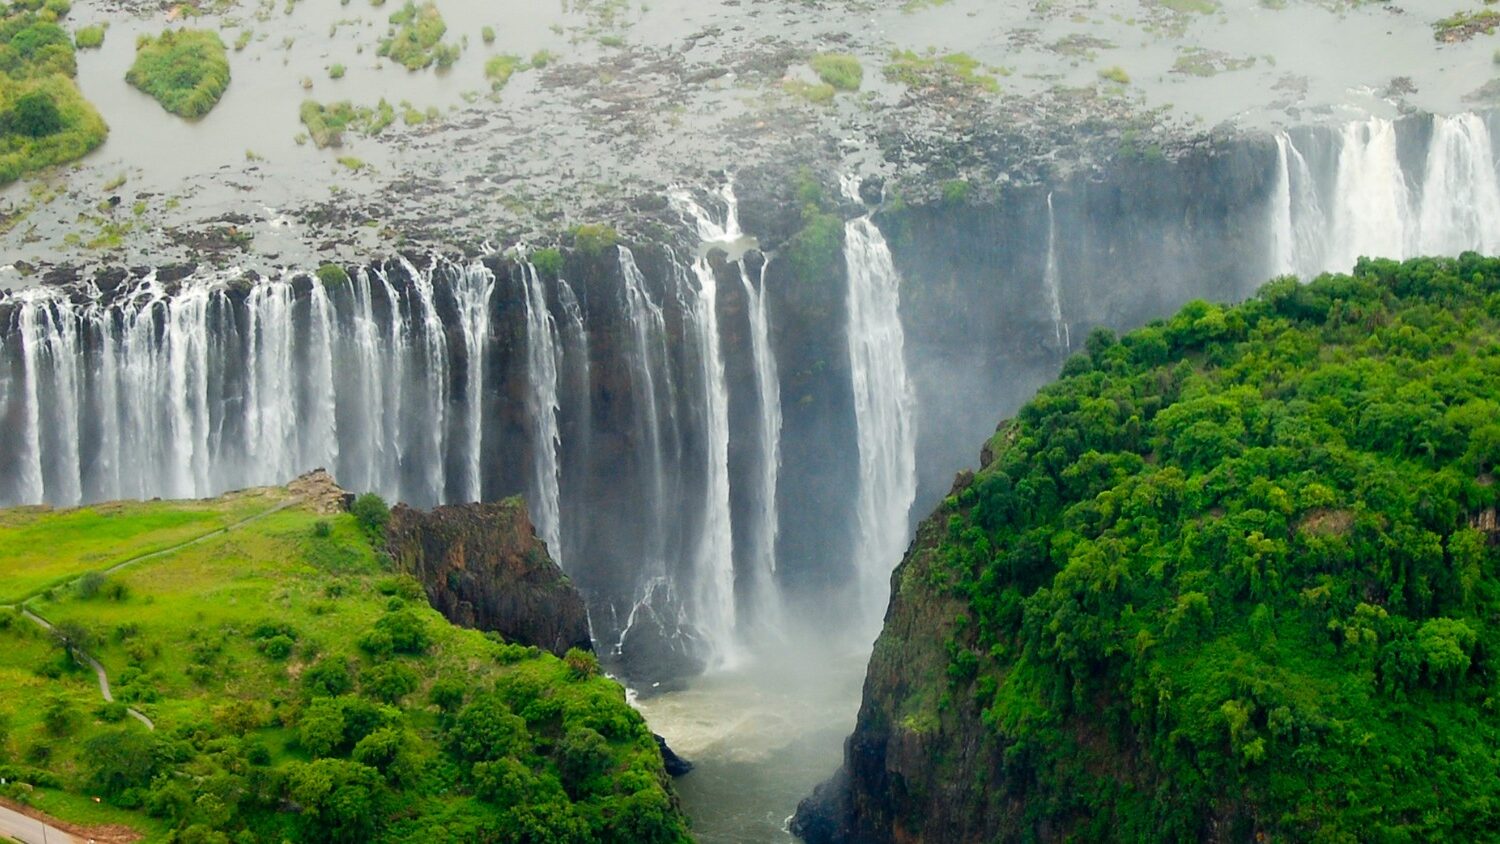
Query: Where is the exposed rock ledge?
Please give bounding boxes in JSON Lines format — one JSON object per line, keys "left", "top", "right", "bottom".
{"left": 386, "top": 497, "right": 593, "bottom": 657}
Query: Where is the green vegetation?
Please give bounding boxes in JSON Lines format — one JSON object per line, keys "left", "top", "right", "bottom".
{"left": 2, "top": 486, "right": 690, "bottom": 842}
{"left": 940, "top": 178, "right": 970, "bottom": 205}
{"left": 570, "top": 223, "right": 618, "bottom": 256}
{"left": 337, "top": 154, "right": 365, "bottom": 171}
{"left": 480, "top": 24, "right": 494, "bottom": 44}
{"left": 328, "top": 62, "right": 345, "bottom": 78}
{"left": 783, "top": 78, "right": 834, "bottom": 104}
{"left": 1172, "top": 47, "right": 1256, "bottom": 77}
{"left": 126, "top": 29, "right": 229, "bottom": 118}
{"left": 784, "top": 172, "right": 843, "bottom": 281}
{"left": 810, "top": 52, "right": 862, "bottom": 91}
{"left": 316, "top": 262, "right": 350, "bottom": 286}
{"left": 1098, "top": 65, "right": 1130, "bottom": 84}
{"left": 927, "top": 255, "right": 1500, "bottom": 840}
{"left": 884, "top": 49, "right": 1000, "bottom": 94}
{"left": 0, "top": 3, "right": 107, "bottom": 184}
{"left": 532, "top": 246, "right": 564, "bottom": 277}
{"left": 0, "top": 491, "right": 282, "bottom": 603}
{"left": 299, "top": 97, "right": 395, "bottom": 147}
{"left": 71, "top": 21, "right": 102, "bottom": 48}
{"left": 1434, "top": 8, "right": 1500, "bottom": 42}
{"left": 484, "top": 52, "right": 521, "bottom": 89}
{"left": 378, "top": 1, "right": 459, "bottom": 70}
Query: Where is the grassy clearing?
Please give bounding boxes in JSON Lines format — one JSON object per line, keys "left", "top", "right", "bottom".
{"left": 126, "top": 29, "right": 229, "bottom": 117}
{"left": 0, "top": 490, "right": 284, "bottom": 604}
{"left": 2, "top": 488, "right": 689, "bottom": 842}
{"left": 810, "top": 52, "right": 862, "bottom": 91}
{"left": 783, "top": 78, "right": 834, "bottom": 104}
{"left": 0, "top": 6, "right": 107, "bottom": 185}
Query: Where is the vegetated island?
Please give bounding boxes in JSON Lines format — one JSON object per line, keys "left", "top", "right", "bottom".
{"left": 0, "top": 0, "right": 106, "bottom": 184}
{"left": 797, "top": 254, "right": 1500, "bottom": 842}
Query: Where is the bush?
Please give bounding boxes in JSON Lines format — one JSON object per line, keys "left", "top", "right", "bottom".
{"left": 76, "top": 570, "right": 105, "bottom": 598}
{"left": 571, "top": 223, "right": 618, "bottom": 256}
{"left": 449, "top": 693, "right": 529, "bottom": 762}
{"left": 361, "top": 661, "right": 419, "bottom": 703}
{"left": 563, "top": 647, "right": 598, "bottom": 679}
{"left": 485, "top": 53, "right": 521, "bottom": 89}
{"left": 73, "top": 23, "right": 103, "bottom": 48}
{"left": 373, "top": 610, "right": 429, "bottom": 655}
{"left": 810, "top": 52, "right": 862, "bottom": 91}
{"left": 302, "top": 657, "right": 354, "bottom": 698}
{"left": 378, "top": 1, "right": 455, "bottom": 70}
{"left": 351, "top": 492, "right": 390, "bottom": 535}
{"left": 83, "top": 727, "right": 159, "bottom": 796}
{"left": 328, "top": 62, "right": 345, "bottom": 79}
{"left": 532, "top": 247, "right": 564, "bottom": 278}
{"left": 125, "top": 29, "right": 230, "bottom": 118}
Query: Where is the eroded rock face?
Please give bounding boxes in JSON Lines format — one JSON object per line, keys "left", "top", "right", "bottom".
{"left": 791, "top": 472, "right": 1004, "bottom": 844}
{"left": 386, "top": 498, "right": 593, "bottom": 657}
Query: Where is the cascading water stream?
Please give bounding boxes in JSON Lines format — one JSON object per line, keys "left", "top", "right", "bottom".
{"left": 678, "top": 251, "right": 739, "bottom": 666}
{"left": 1042, "top": 192, "right": 1070, "bottom": 351}
{"left": 671, "top": 179, "right": 785, "bottom": 637}
{"left": 520, "top": 259, "right": 565, "bottom": 561}
{"left": 451, "top": 261, "right": 495, "bottom": 504}
{"left": 840, "top": 176, "right": 918, "bottom": 621}
{"left": 1418, "top": 113, "right": 1500, "bottom": 256}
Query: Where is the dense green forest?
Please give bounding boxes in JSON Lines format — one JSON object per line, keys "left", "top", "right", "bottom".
{"left": 930, "top": 254, "right": 1500, "bottom": 840}
{"left": 0, "top": 0, "right": 106, "bottom": 184}
{"left": 0, "top": 485, "right": 689, "bottom": 843}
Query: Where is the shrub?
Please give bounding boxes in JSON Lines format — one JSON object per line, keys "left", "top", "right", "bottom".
{"left": 328, "top": 62, "right": 345, "bottom": 79}
{"left": 556, "top": 726, "right": 611, "bottom": 796}
{"left": 571, "top": 223, "right": 618, "bottom": 256}
{"left": 302, "top": 657, "right": 354, "bottom": 698}
{"left": 532, "top": 247, "right": 563, "bottom": 277}
{"left": 83, "top": 727, "right": 159, "bottom": 796}
{"left": 125, "top": 29, "right": 230, "bottom": 118}
{"left": 373, "top": 610, "right": 429, "bottom": 655}
{"left": 361, "top": 661, "right": 419, "bottom": 703}
{"left": 73, "top": 23, "right": 103, "bottom": 48}
{"left": 449, "top": 693, "right": 529, "bottom": 762}
{"left": 76, "top": 570, "right": 105, "bottom": 598}
{"left": 11, "top": 88, "right": 63, "bottom": 136}
{"left": 564, "top": 647, "right": 598, "bottom": 679}
{"left": 379, "top": 1, "right": 455, "bottom": 70}
{"left": 810, "top": 52, "right": 862, "bottom": 91}
{"left": 484, "top": 52, "right": 521, "bottom": 89}
{"left": 480, "top": 24, "right": 494, "bottom": 43}
{"left": 351, "top": 492, "right": 390, "bottom": 535}
{"left": 1098, "top": 65, "right": 1130, "bottom": 84}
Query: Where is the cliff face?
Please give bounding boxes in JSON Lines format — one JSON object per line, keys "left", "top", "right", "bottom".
{"left": 792, "top": 469, "right": 1008, "bottom": 844}
{"left": 386, "top": 497, "right": 593, "bottom": 656}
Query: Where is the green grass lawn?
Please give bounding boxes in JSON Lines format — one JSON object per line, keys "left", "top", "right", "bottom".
{"left": 0, "top": 488, "right": 287, "bottom": 604}
{"left": 2, "top": 489, "right": 688, "bottom": 842}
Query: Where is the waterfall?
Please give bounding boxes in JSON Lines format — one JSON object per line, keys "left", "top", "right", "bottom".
{"left": 1268, "top": 112, "right": 1500, "bottom": 276}
{"left": 1327, "top": 117, "right": 1413, "bottom": 271}
{"left": 402, "top": 257, "right": 450, "bottom": 504}
{"left": 1042, "top": 192, "right": 1070, "bottom": 351}
{"left": 617, "top": 245, "right": 672, "bottom": 564}
{"left": 305, "top": 281, "right": 341, "bottom": 488}
{"left": 680, "top": 252, "right": 738, "bottom": 665}
{"left": 841, "top": 178, "right": 918, "bottom": 618}
{"left": 671, "top": 179, "right": 785, "bottom": 636}
{"left": 520, "top": 260, "right": 565, "bottom": 561}
{"left": 451, "top": 261, "right": 495, "bottom": 504}
{"left": 15, "top": 295, "right": 49, "bottom": 504}
{"left": 1418, "top": 113, "right": 1500, "bottom": 256}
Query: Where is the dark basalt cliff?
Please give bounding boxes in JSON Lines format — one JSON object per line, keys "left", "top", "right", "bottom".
{"left": 386, "top": 497, "right": 593, "bottom": 656}
{"left": 792, "top": 470, "right": 1001, "bottom": 844}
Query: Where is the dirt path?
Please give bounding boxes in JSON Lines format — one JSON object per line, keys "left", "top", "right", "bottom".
{"left": 7, "top": 494, "right": 305, "bottom": 734}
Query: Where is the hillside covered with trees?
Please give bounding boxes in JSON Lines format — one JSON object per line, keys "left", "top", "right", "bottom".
{"left": 0, "top": 477, "right": 689, "bottom": 843}
{"left": 798, "top": 254, "right": 1500, "bottom": 842}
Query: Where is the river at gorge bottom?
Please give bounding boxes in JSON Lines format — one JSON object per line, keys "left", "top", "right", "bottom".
{"left": 633, "top": 639, "right": 870, "bottom": 842}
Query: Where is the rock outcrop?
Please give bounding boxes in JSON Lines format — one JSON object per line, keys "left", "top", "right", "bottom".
{"left": 791, "top": 472, "right": 997, "bottom": 844}
{"left": 386, "top": 497, "right": 593, "bottom": 657}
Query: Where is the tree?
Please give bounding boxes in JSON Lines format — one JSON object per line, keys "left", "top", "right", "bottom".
{"left": 449, "top": 693, "right": 529, "bottom": 762}
{"left": 351, "top": 493, "right": 390, "bottom": 536}
{"left": 83, "top": 727, "right": 160, "bottom": 796}
{"left": 11, "top": 89, "right": 62, "bottom": 137}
